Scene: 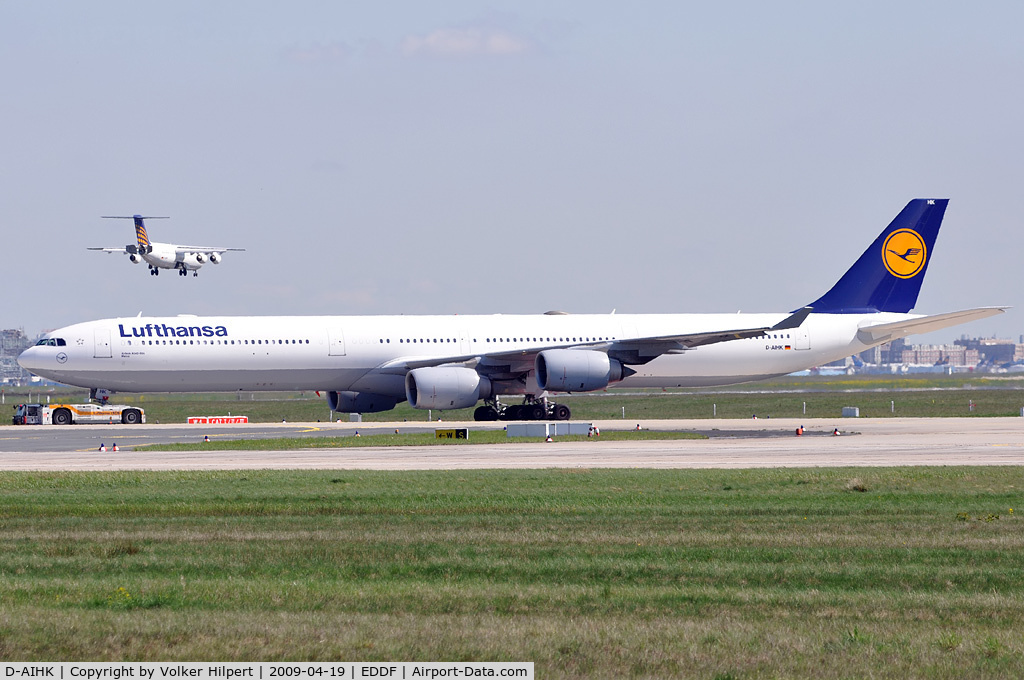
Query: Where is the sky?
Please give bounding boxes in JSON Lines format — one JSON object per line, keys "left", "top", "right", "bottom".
{"left": 3, "top": 1, "right": 1022, "bottom": 343}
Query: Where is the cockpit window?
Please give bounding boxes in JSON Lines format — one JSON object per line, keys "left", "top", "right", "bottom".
{"left": 35, "top": 338, "right": 66, "bottom": 346}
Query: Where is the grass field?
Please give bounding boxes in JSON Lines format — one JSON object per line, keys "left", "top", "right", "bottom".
{"left": 5, "top": 374, "right": 1024, "bottom": 424}
{"left": 1, "top": 468, "right": 1022, "bottom": 678}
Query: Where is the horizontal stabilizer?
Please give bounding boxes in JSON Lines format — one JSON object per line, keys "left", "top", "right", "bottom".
{"left": 101, "top": 216, "right": 169, "bottom": 220}
{"left": 856, "top": 307, "right": 1008, "bottom": 344}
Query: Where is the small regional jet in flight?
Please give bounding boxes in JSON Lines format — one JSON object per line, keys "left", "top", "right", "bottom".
{"left": 88, "top": 215, "right": 244, "bottom": 277}
{"left": 27, "top": 199, "right": 1005, "bottom": 421}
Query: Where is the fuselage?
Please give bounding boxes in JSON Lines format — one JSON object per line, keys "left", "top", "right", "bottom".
{"left": 143, "top": 243, "right": 185, "bottom": 270}
{"left": 140, "top": 242, "right": 210, "bottom": 272}
{"left": 18, "top": 312, "right": 896, "bottom": 397}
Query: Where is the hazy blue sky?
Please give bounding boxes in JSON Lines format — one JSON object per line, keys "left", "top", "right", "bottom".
{"left": 3, "top": 2, "right": 1021, "bottom": 343}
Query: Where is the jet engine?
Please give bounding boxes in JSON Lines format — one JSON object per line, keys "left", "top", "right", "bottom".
{"left": 179, "top": 253, "right": 203, "bottom": 269}
{"left": 327, "top": 390, "right": 399, "bottom": 413}
{"left": 128, "top": 253, "right": 143, "bottom": 264}
{"left": 535, "top": 349, "right": 631, "bottom": 392}
{"left": 209, "top": 252, "right": 222, "bottom": 264}
{"left": 405, "top": 367, "right": 492, "bottom": 410}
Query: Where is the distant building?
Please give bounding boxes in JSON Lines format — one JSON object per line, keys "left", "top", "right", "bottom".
{"left": 0, "top": 328, "right": 35, "bottom": 384}
{"left": 856, "top": 337, "right": 981, "bottom": 371}
{"left": 898, "top": 344, "right": 979, "bottom": 366}
{"left": 954, "top": 337, "right": 1019, "bottom": 365}
{"left": 859, "top": 338, "right": 909, "bottom": 366}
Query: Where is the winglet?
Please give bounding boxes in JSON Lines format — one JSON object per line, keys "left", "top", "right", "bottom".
{"left": 772, "top": 307, "right": 813, "bottom": 330}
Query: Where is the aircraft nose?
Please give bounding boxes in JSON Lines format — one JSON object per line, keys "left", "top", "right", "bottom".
{"left": 17, "top": 346, "right": 46, "bottom": 373}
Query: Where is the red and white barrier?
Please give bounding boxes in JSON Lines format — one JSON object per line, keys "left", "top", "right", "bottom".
{"left": 187, "top": 416, "right": 249, "bottom": 424}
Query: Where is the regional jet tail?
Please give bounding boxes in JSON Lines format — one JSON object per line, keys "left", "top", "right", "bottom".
{"left": 88, "top": 215, "right": 245, "bottom": 278}
{"left": 26, "top": 199, "right": 1006, "bottom": 421}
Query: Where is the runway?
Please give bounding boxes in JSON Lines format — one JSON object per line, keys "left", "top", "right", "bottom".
{"left": 0, "top": 417, "right": 1022, "bottom": 470}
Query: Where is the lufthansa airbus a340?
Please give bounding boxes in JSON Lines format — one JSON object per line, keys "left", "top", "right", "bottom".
{"left": 25, "top": 199, "right": 1004, "bottom": 421}
{"left": 89, "top": 215, "right": 244, "bottom": 277}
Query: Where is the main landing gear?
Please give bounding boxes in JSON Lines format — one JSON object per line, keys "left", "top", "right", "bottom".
{"left": 473, "top": 396, "right": 571, "bottom": 422}
{"left": 177, "top": 267, "right": 197, "bottom": 277}
{"left": 149, "top": 266, "right": 159, "bottom": 276}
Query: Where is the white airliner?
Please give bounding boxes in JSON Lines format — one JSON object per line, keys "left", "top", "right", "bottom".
{"left": 88, "top": 215, "right": 244, "bottom": 277}
{"left": 25, "top": 199, "right": 1004, "bottom": 421}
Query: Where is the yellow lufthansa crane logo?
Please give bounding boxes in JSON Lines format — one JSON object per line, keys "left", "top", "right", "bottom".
{"left": 882, "top": 228, "right": 927, "bottom": 279}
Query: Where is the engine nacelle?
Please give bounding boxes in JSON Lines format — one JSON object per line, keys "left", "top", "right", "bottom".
{"left": 179, "top": 253, "right": 203, "bottom": 268}
{"left": 195, "top": 253, "right": 206, "bottom": 264}
{"left": 535, "top": 349, "right": 628, "bottom": 392}
{"left": 128, "top": 253, "right": 143, "bottom": 264}
{"left": 405, "top": 367, "right": 491, "bottom": 410}
{"left": 327, "top": 390, "right": 399, "bottom": 414}
{"left": 209, "top": 252, "right": 222, "bottom": 264}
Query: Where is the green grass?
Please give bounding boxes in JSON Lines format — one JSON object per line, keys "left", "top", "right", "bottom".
{"left": 0, "top": 468, "right": 1022, "bottom": 677}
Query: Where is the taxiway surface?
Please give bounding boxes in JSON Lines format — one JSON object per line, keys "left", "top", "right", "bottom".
{"left": 0, "top": 418, "right": 1021, "bottom": 470}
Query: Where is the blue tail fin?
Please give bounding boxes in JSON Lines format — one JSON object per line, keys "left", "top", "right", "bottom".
{"left": 806, "top": 199, "right": 948, "bottom": 314}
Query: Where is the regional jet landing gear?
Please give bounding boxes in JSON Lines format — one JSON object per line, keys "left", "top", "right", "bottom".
{"left": 473, "top": 395, "right": 572, "bottom": 422}
{"left": 149, "top": 265, "right": 159, "bottom": 276}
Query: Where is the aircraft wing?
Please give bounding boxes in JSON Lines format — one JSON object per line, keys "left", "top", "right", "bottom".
{"left": 175, "top": 246, "right": 245, "bottom": 254}
{"left": 613, "top": 307, "right": 812, "bottom": 353}
{"left": 87, "top": 247, "right": 131, "bottom": 254}
{"left": 376, "top": 308, "right": 814, "bottom": 376}
{"left": 856, "top": 307, "right": 1008, "bottom": 344}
